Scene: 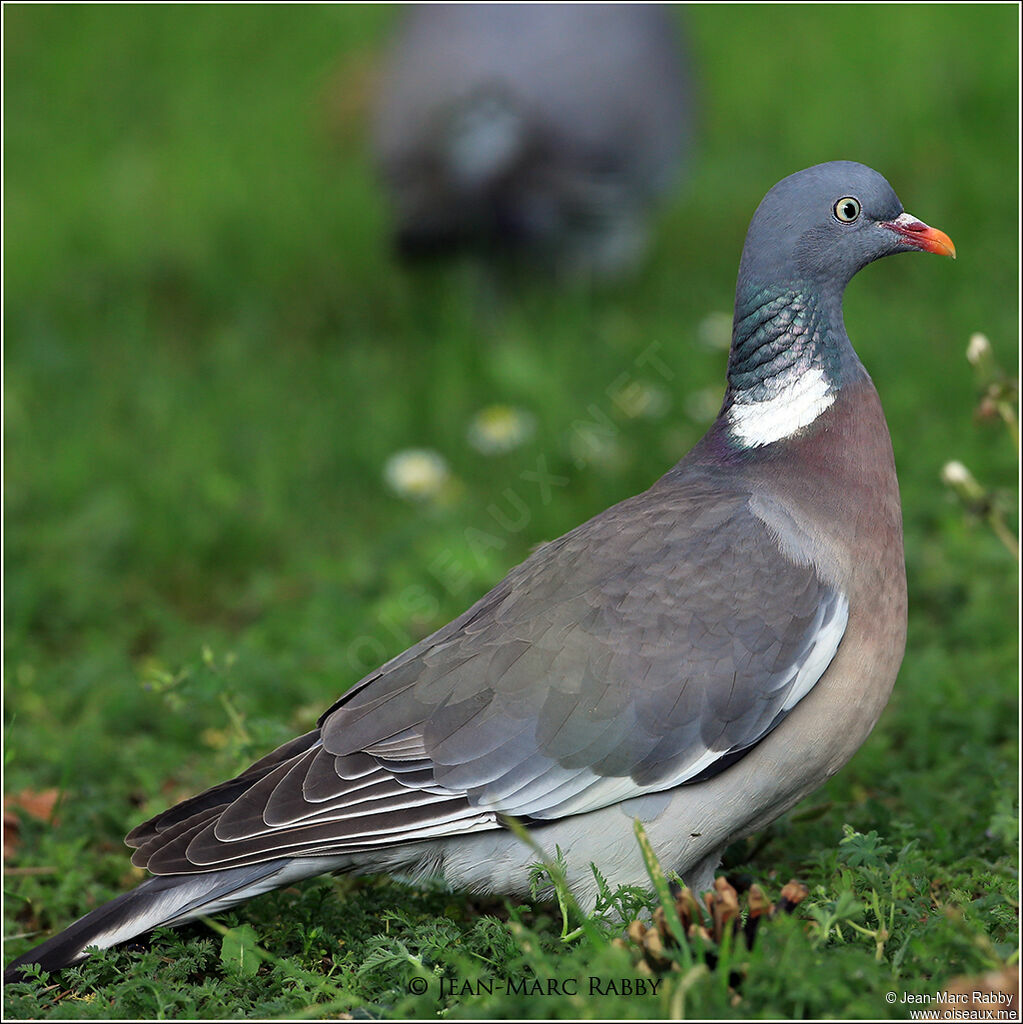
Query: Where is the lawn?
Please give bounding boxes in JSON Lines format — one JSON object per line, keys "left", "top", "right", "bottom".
{"left": 3, "top": 4, "right": 1018, "bottom": 1019}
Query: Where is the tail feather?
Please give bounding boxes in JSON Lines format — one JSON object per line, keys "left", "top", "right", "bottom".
{"left": 4, "top": 859, "right": 308, "bottom": 983}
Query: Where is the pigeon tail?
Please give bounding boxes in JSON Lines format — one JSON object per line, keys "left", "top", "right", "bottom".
{"left": 4, "top": 859, "right": 306, "bottom": 983}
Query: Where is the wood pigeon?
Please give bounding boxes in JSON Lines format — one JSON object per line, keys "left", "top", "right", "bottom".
{"left": 371, "top": 3, "right": 691, "bottom": 275}
{"left": 4, "top": 161, "right": 955, "bottom": 981}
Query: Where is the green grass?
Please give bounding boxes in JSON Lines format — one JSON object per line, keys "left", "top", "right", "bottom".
{"left": 3, "top": 4, "right": 1018, "bottom": 1019}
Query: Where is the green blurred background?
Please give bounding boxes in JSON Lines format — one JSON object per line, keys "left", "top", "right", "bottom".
{"left": 3, "top": 2, "right": 1018, "bottom": 1009}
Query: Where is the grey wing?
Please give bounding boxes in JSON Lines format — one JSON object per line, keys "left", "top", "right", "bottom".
{"left": 129, "top": 482, "right": 847, "bottom": 873}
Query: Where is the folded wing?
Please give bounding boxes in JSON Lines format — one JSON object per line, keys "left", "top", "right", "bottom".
{"left": 128, "top": 475, "right": 847, "bottom": 874}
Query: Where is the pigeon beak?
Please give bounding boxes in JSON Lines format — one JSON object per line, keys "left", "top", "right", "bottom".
{"left": 883, "top": 212, "right": 957, "bottom": 259}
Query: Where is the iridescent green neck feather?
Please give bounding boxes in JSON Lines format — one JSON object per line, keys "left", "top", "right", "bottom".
{"left": 722, "top": 284, "right": 864, "bottom": 449}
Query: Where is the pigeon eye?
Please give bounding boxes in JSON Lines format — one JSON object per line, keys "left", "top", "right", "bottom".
{"left": 833, "top": 197, "right": 861, "bottom": 223}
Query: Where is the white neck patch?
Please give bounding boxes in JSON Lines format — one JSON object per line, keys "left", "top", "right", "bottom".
{"left": 726, "top": 365, "right": 835, "bottom": 447}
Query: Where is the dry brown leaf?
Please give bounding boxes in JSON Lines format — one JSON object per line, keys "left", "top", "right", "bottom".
{"left": 4, "top": 788, "right": 61, "bottom": 861}
{"left": 4, "top": 807, "right": 21, "bottom": 861}
{"left": 5, "top": 788, "right": 60, "bottom": 823}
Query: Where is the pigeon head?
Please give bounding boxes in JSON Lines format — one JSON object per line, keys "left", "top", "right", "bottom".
{"left": 723, "top": 162, "right": 955, "bottom": 449}
{"left": 737, "top": 161, "right": 955, "bottom": 296}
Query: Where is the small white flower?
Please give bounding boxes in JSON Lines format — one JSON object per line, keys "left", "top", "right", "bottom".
{"left": 697, "top": 311, "right": 733, "bottom": 352}
{"left": 940, "top": 460, "right": 971, "bottom": 486}
{"left": 966, "top": 333, "right": 992, "bottom": 367}
{"left": 941, "top": 460, "right": 985, "bottom": 502}
{"left": 467, "top": 405, "right": 536, "bottom": 455}
{"left": 383, "top": 449, "right": 451, "bottom": 501}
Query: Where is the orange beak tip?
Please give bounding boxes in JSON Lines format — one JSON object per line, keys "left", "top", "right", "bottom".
{"left": 886, "top": 214, "right": 956, "bottom": 260}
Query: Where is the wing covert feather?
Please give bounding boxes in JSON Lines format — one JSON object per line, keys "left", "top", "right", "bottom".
{"left": 131, "top": 474, "right": 848, "bottom": 872}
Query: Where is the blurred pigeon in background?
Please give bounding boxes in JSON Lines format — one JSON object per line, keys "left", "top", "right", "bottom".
{"left": 371, "top": 3, "right": 692, "bottom": 276}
